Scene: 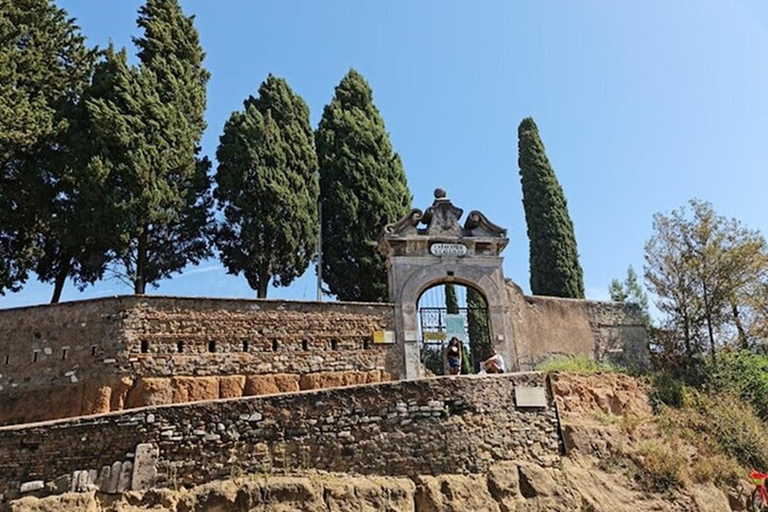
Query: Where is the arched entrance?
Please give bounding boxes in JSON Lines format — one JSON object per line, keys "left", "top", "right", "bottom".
{"left": 380, "top": 189, "right": 517, "bottom": 379}
{"left": 417, "top": 282, "right": 491, "bottom": 375}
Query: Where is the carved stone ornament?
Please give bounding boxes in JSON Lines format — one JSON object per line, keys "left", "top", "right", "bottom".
{"left": 464, "top": 210, "right": 507, "bottom": 238}
{"left": 384, "top": 208, "right": 423, "bottom": 237}
{"left": 421, "top": 191, "right": 463, "bottom": 237}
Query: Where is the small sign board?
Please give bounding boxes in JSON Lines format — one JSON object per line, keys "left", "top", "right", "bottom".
{"left": 514, "top": 386, "right": 548, "bottom": 408}
{"left": 373, "top": 330, "right": 395, "bottom": 344}
{"left": 429, "top": 243, "right": 468, "bottom": 257}
{"left": 424, "top": 331, "right": 446, "bottom": 341}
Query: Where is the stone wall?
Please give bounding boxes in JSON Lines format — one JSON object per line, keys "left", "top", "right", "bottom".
{"left": 0, "top": 373, "right": 560, "bottom": 501}
{"left": 506, "top": 282, "right": 648, "bottom": 371}
{"left": 0, "top": 296, "right": 398, "bottom": 425}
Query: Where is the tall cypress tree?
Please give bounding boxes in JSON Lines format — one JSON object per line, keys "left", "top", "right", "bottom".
{"left": 444, "top": 284, "right": 459, "bottom": 314}
{"left": 215, "top": 75, "right": 319, "bottom": 298}
{"left": 84, "top": 0, "right": 212, "bottom": 294}
{"left": 467, "top": 288, "right": 491, "bottom": 366}
{"left": 518, "top": 117, "right": 584, "bottom": 298}
{"left": 316, "top": 69, "right": 411, "bottom": 302}
{"left": 0, "top": 0, "right": 98, "bottom": 299}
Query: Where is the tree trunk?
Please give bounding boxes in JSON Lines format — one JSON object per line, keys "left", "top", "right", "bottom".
{"left": 702, "top": 281, "right": 716, "bottom": 363}
{"left": 731, "top": 298, "right": 748, "bottom": 349}
{"left": 50, "top": 266, "right": 68, "bottom": 304}
{"left": 135, "top": 229, "right": 148, "bottom": 295}
{"left": 257, "top": 280, "right": 268, "bottom": 299}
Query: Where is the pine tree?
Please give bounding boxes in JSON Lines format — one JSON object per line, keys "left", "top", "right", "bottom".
{"left": 83, "top": 0, "right": 212, "bottom": 294}
{"left": 316, "top": 69, "right": 411, "bottom": 302}
{"left": 518, "top": 117, "right": 584, "bottom": 298}
{"left": 215, "top": 75, "right": 319, "bottom": 298}
{"left": 0, "top": 0, "right": 99, "bottom": 300}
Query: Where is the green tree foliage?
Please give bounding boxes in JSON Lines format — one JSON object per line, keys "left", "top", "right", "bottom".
{"left": 214, "top": 75, "right": 318, "bottom": 298}
{"left": 518, "top": 117, "right": 584, "bottom": 299}
{"left": 82, "top": 0, "right": 212, "bottom": 294}
{"left": 645, "top": 200, "right": 768, "bottom": 361}
{"left": 0, "top": 0, "right": 99, "bottom": 300}
{"left": 467, "top": 288, "right": 491, "bottom": 368}
{"left": 444, "top": 284, "right": 459, "bottom": 314}
{"left": 316, "top": 69, "right": 411, "bottom": 302}
{"left": 609, "top": 266, "right": 651, "bottom": 328}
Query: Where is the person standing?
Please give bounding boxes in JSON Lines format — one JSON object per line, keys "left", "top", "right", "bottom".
{"left": 446, "top": 337, "right": 462, "bottom": 375}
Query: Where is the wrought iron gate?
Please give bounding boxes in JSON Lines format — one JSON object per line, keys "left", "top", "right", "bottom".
{"left": 418, "top": 306, "right": 491, "bottom": 374}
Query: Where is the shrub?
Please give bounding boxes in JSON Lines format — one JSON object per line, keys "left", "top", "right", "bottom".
{"left": 636, "top": 439, "right": 688, "bottom": 491}
{"left": 536, "top": 354, "right": 620, "bottom": 374}
{"left": 706, "top": 350, "right": 768, "bottom": 422}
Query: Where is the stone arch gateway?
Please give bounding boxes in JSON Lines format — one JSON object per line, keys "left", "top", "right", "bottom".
{"left": 381, "top": 189, "right": 518, "bottom": 378}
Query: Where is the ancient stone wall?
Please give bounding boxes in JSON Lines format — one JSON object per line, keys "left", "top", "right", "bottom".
{"left": 506, "top": 282, "right": 648, "bottom": 370}
{"left": 0, "top": 373, "right": 560, "bottom": 500}
{"left": 0, "top": 297, "right": 398, "bottom": 425}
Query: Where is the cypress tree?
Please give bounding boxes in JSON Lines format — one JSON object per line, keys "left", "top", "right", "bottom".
{"left": 316, "top": 69, "right": 411, "bottom": 302}
{"left": 444, "top": 284, "right": 459, "bottom": 314}
{"left": 467, "top": 288, "right": 491, "bottom": 367}
{"left": 518, "top": 117, "right": 584, "bottom": 298}
{"left": 0, "top": 0, "right": 97, "bottom": 298}
{"left": 84, "top": 0, "right": 212, "bottom": 294}
{"left": 215, "top": 75, "right": 319, "bottom": 298}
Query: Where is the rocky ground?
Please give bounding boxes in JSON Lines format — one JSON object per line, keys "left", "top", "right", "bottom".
{"left": 4, "top": 373, "right": 753, "bottom": 511}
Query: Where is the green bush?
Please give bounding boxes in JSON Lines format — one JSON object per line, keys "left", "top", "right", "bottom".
{"left": 706, "top": 350, "right": 768, "bottom": 423}
{"left": 536, "top": 354, "right": 620, "bottom": 374}
{"left": 648, "top": 372, "right": 688, "bottom": 410}
{"left": 693, "top": 391, "right": 768, "bottom": 471}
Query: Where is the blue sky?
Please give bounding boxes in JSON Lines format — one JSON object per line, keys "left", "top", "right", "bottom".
{"left": 4, "top": 0, "right": 768, "bottom": 308}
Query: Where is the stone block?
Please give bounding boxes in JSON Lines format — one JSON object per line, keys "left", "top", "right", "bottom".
{"left": 515, "top": 386, "right": 547, "bottom": 408}
{"left": 19, "top": 480, "right": 44, "bottom": 493}
{"left": 96, "top": 466, "right": 111, "bottom": 492}
{"left": 125, "top": 378, "right": 172, "bottom": 408}
{"left": 107, "top": 462, "right": 122, "bottom": 493}
{"left": 171, "top": 376, "right": 219, "bottom": 403}
{"left": 219, "top": 375, "right": 246, "bottom": 399}
{"left": 117, "top": 461, "right": 133, "bottom": 493}
{"left": 46, "top": 473, "right": 72, "bottom": 494}
{"left": 132, "top": 443, "right": 159, "bottom": 491}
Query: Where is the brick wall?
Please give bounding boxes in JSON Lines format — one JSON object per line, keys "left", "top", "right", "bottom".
{"left": 0, "top": 372, "right": 560, "bottom": 500}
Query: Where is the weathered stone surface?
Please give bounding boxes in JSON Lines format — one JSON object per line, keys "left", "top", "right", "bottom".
{"left": 116, "top": 462, "right": 132, "bottom": 493}
{"left": 96, "top": 466, "right": 110, "bottom": 493}
{"left": 107, "top": 462, "right": 121, "bottom": 494}
{"left": 244, "top": 374, "right": 299, "bottom": 396}
{"left": 218, "top": 375, "right": 245, "bottom": 399}
{"left": 322, "top": 476, "right": 415, "bottom": 512}
{"left": 517, "top": 462, "right": 560, "bottom": 498}
{"left": 0, "top": 373, "right": 559, "bottom": 499}
{"left": 414, "top": 474, "right": 501, "bottom": 512}
{"left": 170, "top": 377, "right": 218, "bottom": 403}
{"left": 125, "top": 378, "right": 172, "bottom": 409}
{"left": 46, "top": 474, "right": 71, "bottom": 495}
{"left": 19, "top": 481, "right": 44, "bottom": 493}
{"left": 132, "top": 443, "right": 159, "bottom": 491}
{"left": 487, "top": 461, "right": 520, "bottom": 510}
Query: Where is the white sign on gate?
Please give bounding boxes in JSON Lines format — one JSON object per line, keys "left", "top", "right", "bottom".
{"left": 429, "top": 243, "right": 468, "bottom": 257}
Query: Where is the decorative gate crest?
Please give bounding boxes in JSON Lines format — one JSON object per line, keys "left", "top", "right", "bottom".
{"left": 380, "top": 188, "right": 517, "bottom": 378}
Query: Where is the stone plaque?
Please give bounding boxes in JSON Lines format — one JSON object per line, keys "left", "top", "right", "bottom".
{"left": 514, "top": 386, "right": 547, "bottom": 408}
{"left": 429, "top": 243, "right": 467, "bottom": 257}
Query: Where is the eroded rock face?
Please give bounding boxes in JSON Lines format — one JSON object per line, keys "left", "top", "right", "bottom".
{"left": 6, "top": 460, "right": 738, "bottom": 512}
